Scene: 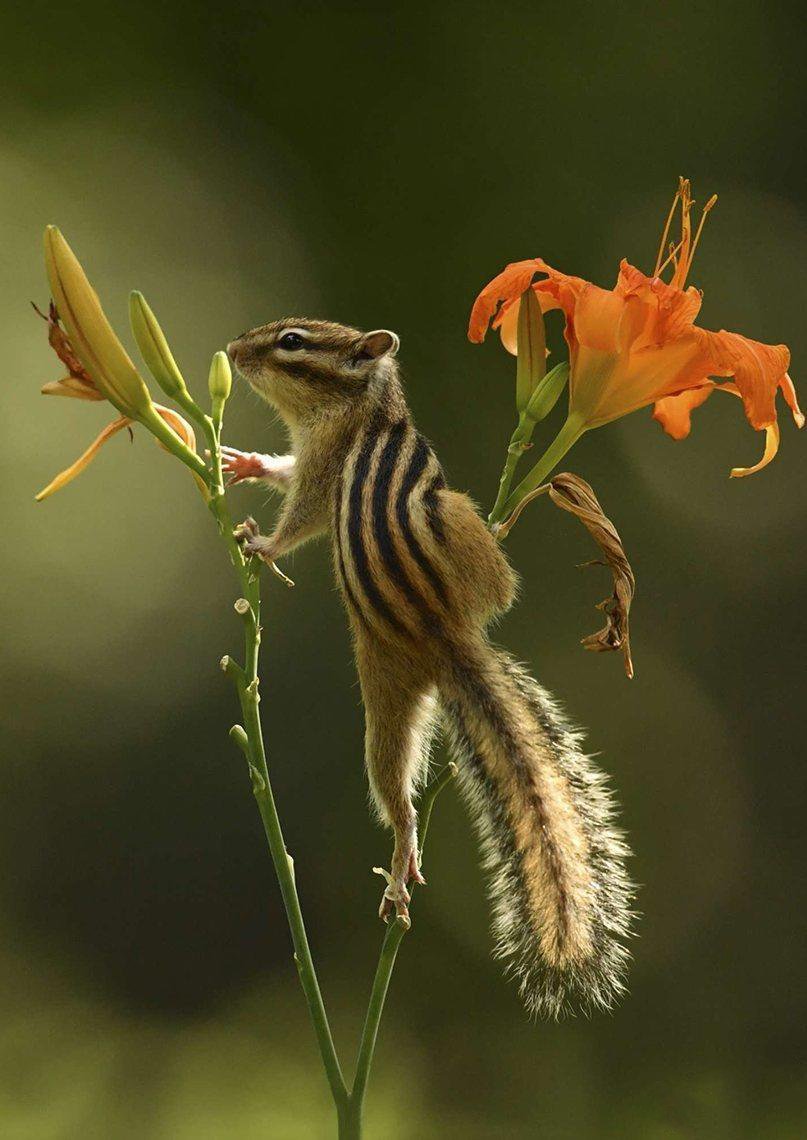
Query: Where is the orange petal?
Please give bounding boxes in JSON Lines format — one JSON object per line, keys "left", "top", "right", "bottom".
{"left": 652, "top": 385, "right": 715, "bottom": 439}
{"left": 574, "top": 284, "right": 625, "bottom": 353}
{"left": 35, "top": 416, "right": 131, "bottom": 501}
{"left": 616, "top": 261, "right": 703, "bottom": 342}
{"left": 700, "top": 328, "right": 791, "bottom": 430}
{"left": 730, "top": 421, "right": 780, "bottom": 478}
{"left": 468, "top": 259, "right": 549, "bottom": 343}
{"left": 41, "top": 376, "right": 104, "bottom": 400}
{"left": 497, "top": 300, "right": 520, "bottom": 354}
{"left": 468, "top": 257, "right": 583, "bottom": 346}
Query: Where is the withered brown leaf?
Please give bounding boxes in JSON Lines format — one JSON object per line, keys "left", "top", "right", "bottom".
{"left": 546, "top": 472, "right": 635, "bottom": 678}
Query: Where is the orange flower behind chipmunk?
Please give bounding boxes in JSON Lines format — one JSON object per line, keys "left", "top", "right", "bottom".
{"left": 469, "top": 179, "right": 803, "bottom": 476}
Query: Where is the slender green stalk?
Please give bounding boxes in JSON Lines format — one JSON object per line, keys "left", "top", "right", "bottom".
{"left": 490, "top": 414, "right": 585, "bottom": 529}
{"left": 140, "top": 387, "right": 459, "bottom": 1135}
{"left": 215, "top": 480, "right": 349, "bottom": 1113}
{"left": 340, "top": 762, "right": 457, "bottom": 1139}
{"left": 487, "top": 411, "right": 539, "bottom": 526}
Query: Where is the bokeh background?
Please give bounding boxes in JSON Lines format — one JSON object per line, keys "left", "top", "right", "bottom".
{"left": 2, "top": 2, "right": 806, "bottom": 1136}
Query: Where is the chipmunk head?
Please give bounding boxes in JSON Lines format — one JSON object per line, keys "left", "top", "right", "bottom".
{"left": 227, "top": 318, "right": 399, "bottom": 422}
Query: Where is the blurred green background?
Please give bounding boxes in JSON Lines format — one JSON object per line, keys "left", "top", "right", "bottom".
{"left": 2, "top": 2, "right": 806, "bottom": 1136}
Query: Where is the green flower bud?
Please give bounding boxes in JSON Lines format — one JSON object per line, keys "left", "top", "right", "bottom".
{"left": 524, "top": 361, "right": 569, "bottom": 423}
{"left": 129, "top": 291, "right": 189, "bottom": 401}
{"left": 515, "top": 288, "right": 547, "bottom": 413}
{"left": 208, "top": 350, "right": 232, "bottom": 423}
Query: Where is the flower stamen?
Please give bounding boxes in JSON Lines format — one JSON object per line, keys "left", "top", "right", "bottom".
{"left": 653, "top": 182, "right": 683, "bottom": 276}
{"left": 656, "top": 239, "right": 684, "bottom": 277}
{"left": 684, "top": 193, "right": 719, "bottom": 283}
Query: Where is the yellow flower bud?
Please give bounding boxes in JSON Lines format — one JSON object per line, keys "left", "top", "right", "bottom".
{"left": 129, "top": 291, "right": 189, "bottom": 401}
{"left": 43, "top": 227, "right": 153, "bottom": 419}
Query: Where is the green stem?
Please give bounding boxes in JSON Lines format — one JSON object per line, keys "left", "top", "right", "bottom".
{"left": 343, "top": 762, "right": 457, "bottom": 1137}
{"left": 197, "top": 407, "right": 456, "bottom": 1135}
{"left": 214, "top": 474, "right": 349, "bottom": 1114}
{"left": 487, "top": 411, "right": 539, "bottom": 527}
{"left": 139, "top": 404, "right": 210, "bottom": 481}
{"left": 491, "top": 414, "right": 586, "bottom": 528}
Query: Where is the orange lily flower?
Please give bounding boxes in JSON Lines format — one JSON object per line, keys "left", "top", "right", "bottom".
{"left": 469, "top": 179, "right": 803, "bottom": 476}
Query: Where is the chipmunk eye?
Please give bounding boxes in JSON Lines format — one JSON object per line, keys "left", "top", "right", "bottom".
{"left": 278, "top": 332, "right": 305, "bottom": 351}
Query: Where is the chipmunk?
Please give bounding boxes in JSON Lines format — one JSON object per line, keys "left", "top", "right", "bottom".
{"left": 225, "top": 319, "right": 633, "bottom": 1017}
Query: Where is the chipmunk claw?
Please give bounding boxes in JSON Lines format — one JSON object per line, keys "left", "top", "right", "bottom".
{"left": 373, "top": 866, "right": 411, "bottom": 927}
{"left": 234, "top": 517, "right": 273, "bottom": 561}
{"left": 233, "top": 516, "right": 259, "bottom": 542}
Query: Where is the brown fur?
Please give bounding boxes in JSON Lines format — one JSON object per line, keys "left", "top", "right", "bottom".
{"left": 227, "top": 318, "right": 634, "bottom": 1017}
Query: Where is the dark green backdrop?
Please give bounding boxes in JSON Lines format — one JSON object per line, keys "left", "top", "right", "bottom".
{"left": 2, "top": 2, "right": 805, "bottom": 1136}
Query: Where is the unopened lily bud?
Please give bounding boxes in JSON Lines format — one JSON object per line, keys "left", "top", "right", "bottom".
{"left": 129, "top": 291, "right": 189, "bottom": 401}
{"left": 525, "top": 362, "right": 570, "bottom": 423}
{"left": 208, "top": 350, "right": 232, "bottom": 422}
{"left": 516, "top": 288, "right": 546, "bottom": 413}
{"left": 43, "top": 227, "right": 153, "bottom": 420}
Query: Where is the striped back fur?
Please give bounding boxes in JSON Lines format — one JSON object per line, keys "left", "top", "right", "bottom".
{"left": 333, "top": 407, "right": 450, "bottom": 644}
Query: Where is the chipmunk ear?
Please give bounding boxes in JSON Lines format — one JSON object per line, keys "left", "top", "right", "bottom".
{"left": 358, "top": 329, "right": 400, "bottom": 360}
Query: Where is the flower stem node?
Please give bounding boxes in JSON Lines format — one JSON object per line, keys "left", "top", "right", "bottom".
{"left": 248, "top": 762, "right": 266, "bottom": 793}
{"left": 234, "top": 597, "right": 251, "bottom": 616}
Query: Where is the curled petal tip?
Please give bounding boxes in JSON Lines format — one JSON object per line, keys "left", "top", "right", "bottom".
{"left": 729, "top": 422, "right": 780, "bottom": 479}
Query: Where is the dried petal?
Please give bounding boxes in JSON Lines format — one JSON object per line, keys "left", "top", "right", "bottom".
{"left": 546, "top": 473, "right": 635, "bottom": 679}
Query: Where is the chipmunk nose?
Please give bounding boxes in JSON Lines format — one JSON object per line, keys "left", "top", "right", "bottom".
{"left": 226, "top": 340, "right": 241, "bottom": 363}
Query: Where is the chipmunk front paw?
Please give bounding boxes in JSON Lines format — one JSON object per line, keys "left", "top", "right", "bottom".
{"left": 221, "top": 447, "right": 271, "bottom": 485}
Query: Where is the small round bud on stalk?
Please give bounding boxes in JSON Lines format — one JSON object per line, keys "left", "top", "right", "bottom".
{"left": 129, "top": 291, "right": 190, "bottom": 402}
{"left": 208, "top": 351, "right": 232, "bottom": 425}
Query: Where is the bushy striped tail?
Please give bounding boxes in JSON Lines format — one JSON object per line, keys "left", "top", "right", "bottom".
{"left": 438, "top": 643, "right": 634, "bottom": 1018}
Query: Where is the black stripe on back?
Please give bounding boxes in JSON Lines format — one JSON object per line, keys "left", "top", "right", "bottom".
{"left": 395, "top": 437, "right": 450, "bottom": 608}
{"left": 423, "top": 471, "right": 447, "bottom": 545}
{"left": 373, "top": 422, "right": 443, "bottom": 635}
{"left": 347, "top": 421, "right": 410, "bottom": 638}
{"left": 333, "top": 475, "right": 369, "bottom": 631}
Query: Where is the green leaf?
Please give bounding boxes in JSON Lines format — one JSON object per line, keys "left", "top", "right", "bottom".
{"left": 524, "top": 361, "right": 569, "bottom": 422}
{"left": 515, "top": 288, "right": 546, "bottom": 412}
